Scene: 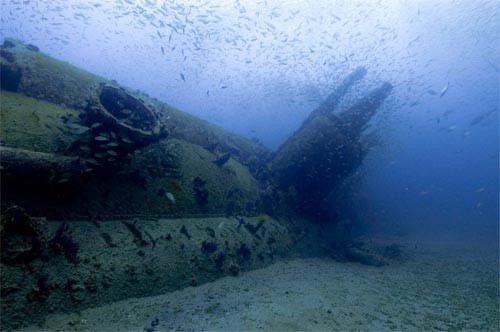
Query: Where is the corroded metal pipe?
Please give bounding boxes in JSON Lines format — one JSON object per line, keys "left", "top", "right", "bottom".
{"left": 0, "top": 146, "right": 86, "bottom": 184}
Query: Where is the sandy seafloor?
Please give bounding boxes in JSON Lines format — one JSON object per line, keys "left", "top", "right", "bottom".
{"left": 22, "top": 233, "right": 499, "bottom": 332}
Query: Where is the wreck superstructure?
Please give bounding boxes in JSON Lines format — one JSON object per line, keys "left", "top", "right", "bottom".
{"left": 0, "top": 38, "right": 392, "bottom": 329}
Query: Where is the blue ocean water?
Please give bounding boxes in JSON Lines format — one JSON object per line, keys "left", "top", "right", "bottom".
{"left": 1, "top": 1, "right": 499, "bottom": 331}
{"left": 1, "top": 0, "right": 498, "bottom": 237}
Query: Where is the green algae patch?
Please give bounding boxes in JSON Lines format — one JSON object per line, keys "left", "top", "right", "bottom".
{"left": 1, "top": 39, "right": 104, "bottom": 110}
{"left": 1, "top": 38, "right": 271, "bottom": 170}
{"left": 151, "top": 101, "right": 271, "bottom": 170}
{"left": 44, "top": 138, "right": 263, "bottom": 220}
{"left": 174, "top": 139, "right": 261, "bottom": 214}
{"left": 0, "top": 91, "right": 79, "bottom": 153}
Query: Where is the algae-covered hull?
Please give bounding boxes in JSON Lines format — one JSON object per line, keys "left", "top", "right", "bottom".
{"left": 0, "top": 38, "right": 391, "bottom": 330}
{"left": 0, "top": 39, "right": 320, "bottom": 330}
{"left": 0, "top": 39, "right": 269, "bottom": 219}
{"left": 1, "top": 211, "right": 317, "bottom": 329}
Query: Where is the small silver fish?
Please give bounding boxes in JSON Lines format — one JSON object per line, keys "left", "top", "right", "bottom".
{"left": 85, "top": 158, "right": 100, "bottom": 166}
{"left": 166, "top": 192, "right": 175, "bottom": 203}
{"left": 67, "top": 123, "right": 90, "bottom": 134}
{"left": 94, "top": 152, "right": 107, "bottom": 159}
{"left": 439, "top": 82, "right": 449, "bottom": 98}
{"left": 94, "top": 135, "right": 109, "bottom": 142}
{"left": 79, "top": 145, "right": 91, "bottom": 152}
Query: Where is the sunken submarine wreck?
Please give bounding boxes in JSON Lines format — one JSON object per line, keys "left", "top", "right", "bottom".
{"left": 0, "top": 38, "right": 392, "bottom": 329}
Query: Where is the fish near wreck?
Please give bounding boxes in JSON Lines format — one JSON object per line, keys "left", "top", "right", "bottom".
{"left": 0, "top": 38, "right": 268, "bottom": 220}
{"left": 66, "top": 83, "right": 168, "bottom": 168}
{"left": 0, "top": 38, "right": 396, "bottom": 330}
{"left": 270, "top": 67, "right": 393, "bottom": 219}
{"left": 0, "top": 39, "right": 393, "bottom": 232}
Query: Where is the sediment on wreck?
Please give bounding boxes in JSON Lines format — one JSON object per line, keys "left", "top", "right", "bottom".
{"left": 0, "top": 38, "right": 392, "bottom": 330}
{"left": 0, "top": 39, "right": 268, "bottom": 219}
{"left": 0, "top": 39, "right": 321, "bottom": 330}
{"left": 0, "top": 213, "right": 320, "bottom": 330}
